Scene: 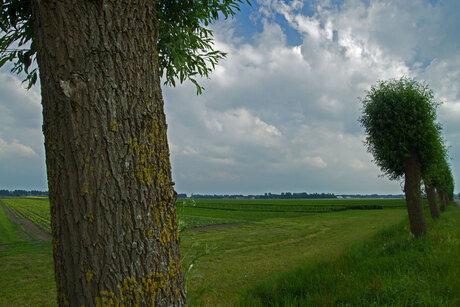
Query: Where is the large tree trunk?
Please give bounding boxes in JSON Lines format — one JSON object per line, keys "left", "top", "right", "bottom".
{"left": 404, "top": 152, "right": 427, "bottom": 237}
{"left": 424, "top": 182, "right": 440, "bottom": 220}
{"left": 32, "top": 1, "right": 186, "bottom": 305}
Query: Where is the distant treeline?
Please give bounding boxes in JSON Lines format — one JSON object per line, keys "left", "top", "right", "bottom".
{"left": 178, "top": 192, "right": 337, "bottom": 199}
{"left": 0, "top": 189, "right": 49, "bottom": 197}
{"left": 0, "top": 190, "right": 404, "bottom": 199}
{"left": 177, "top": 193, "right": 406, "bottom": 199}
{"left": 338, "top": 194, "right": 404, "bottom": 199}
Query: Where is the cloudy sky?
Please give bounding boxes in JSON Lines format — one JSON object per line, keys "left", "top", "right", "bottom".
{"left": 1, "top": 0, "right": 459, "bottom": 195}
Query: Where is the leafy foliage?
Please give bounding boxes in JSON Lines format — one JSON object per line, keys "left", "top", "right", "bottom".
{"left": 0, "top": 0, "right": 250, "bottom": 93}
{"left": 0, "top": 0, "right": 36, "bottom": 89}
{"left": 433, "top": 159, "right": 455, "bottom": 198}
{"left": 359, "top": 77, "right": 443, "bottom": 180}
{"left": 158, "top": 0, "right": 250, "bottom": 94}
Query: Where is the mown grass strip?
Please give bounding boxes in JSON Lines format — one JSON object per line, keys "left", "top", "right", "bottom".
{"left": 0, "top": 201, "right": 27, "bottom": 245}
{"left": 243, "top": 204, "right": 460, "bottom": 306}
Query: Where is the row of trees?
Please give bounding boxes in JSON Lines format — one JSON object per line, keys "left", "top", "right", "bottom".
{"left": 185, "top": 192, "right": 337, "bottom": 199}
{"left": 360, "top": 77, "right": 454, "bottom": 237}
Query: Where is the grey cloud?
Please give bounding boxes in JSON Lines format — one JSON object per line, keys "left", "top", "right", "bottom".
{"left": 164, "top": 0, "right": 460, "bottom": 194}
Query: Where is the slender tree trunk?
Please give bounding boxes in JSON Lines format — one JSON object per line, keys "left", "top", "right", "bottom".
{"left": 437, "top": 189, "right": 443, "bottom": 211}
{"left": 424, "top": 182, "right": 440, "bottom": 219}
{"left": 404, "top": 152, "right": 427, "bottom": 237}
{"left": 32, "top": 1, "right": 186, "bottom": 305}
{"left": 439, "top": 191, "right": 447, "bottom": 212}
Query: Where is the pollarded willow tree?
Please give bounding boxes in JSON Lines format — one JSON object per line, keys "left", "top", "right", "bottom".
{"left": 359, "top": 77, "right": 443, "bottom": 237}
{"left": 434, "top": 159, "right": 454, "bottom": 211}
{"left": 1, "top": 0, "right": 249, "bottom": 305}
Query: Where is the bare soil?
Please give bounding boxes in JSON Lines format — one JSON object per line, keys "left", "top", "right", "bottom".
{"left": 0, "top": 200, "right": 51, "bottom": 242}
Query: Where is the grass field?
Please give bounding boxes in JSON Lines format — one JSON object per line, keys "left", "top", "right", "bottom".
{"left": 244, "top": 205, "right": 460, "bottom": 306}
{"left": 182, "top": 207, "right": 412, "bottom": 305}
{"left": 0, "top": 242, "right": 56, "bottom": 306}
{"left": 177, "top": 198, "right": 408, "bottom": 230}
{"left": 0, "top": 200, "right": 55, "bottom": 306}
{"left": 0, "top": 197, "right": 458, "bottom": 306}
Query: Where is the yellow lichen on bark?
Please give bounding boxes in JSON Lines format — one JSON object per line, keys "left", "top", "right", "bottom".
{"left": 110, "top": 121, "right": 119, "bottom": 132}
{"left": 94, "top": 258, "right": 182, "bottom": 307}
{"left": 147, "top": 229, "right": 155, "bottom": 238}
{"left": 86, "top": 270, "right": 93, "bottom": 282}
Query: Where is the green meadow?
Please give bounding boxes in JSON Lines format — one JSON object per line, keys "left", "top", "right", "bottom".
{"left": 1, "top": 197, "right": 459, "bottom": 306}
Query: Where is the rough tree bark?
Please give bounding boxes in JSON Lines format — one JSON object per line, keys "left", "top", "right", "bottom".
{"left": 32, "top": 0, "right": 186, "bottom": 305}
{"left": 404, "top": 152, "right": 427, "bottom": 237}
{"left": 424, "top": 182, "right": 440, "bottom": 220}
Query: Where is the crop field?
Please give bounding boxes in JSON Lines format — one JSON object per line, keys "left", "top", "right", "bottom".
{"left": 178, "top": 198, "right": 408, "bottom": 228}
{"left": 2, "top": 198, "right": 51, "bottom": 233}
{"left": 1, "top": 197, "right": 409, "bottom": 233}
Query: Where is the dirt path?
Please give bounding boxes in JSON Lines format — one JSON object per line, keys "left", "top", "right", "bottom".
{"left": 0, "top": 199, "right": 51, "bottom": 242}
{"left": 455, "top": 199, "right": 460, "bottom": 209}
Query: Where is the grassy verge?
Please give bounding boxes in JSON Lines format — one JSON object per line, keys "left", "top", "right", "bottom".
{"left": 0, "top": 200, "right": 56, "bottom": 306}
{"left": 0, "top": 202, "right": 27, "bottom": 245}
{"left": 244, "top": 205, "right": 460, "bottom": 306}
{"left": 182, "top": 208, "right": 408, "bottom": 305}
{"left": 0, "top": 242, "right": 56, "bottom": 307}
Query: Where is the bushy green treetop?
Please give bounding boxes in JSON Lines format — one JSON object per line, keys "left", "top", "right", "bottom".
{"left": 0, "top": 0, "right": 250, "bottom": 93}
{"left": 435, "top": 158, "right": 454, "bottom": 197}
{"left": 359, "top": 77, "right": 443, "bottom": 180}
{"left": 422, "top": 129, "right": 448, "bottom": 181}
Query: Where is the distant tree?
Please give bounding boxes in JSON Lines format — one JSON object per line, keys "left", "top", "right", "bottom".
{"left": 435, "top": 160, "right": 454, "bottom": 211}
{"left": 1, "top": 0, "right": 249, "bottom": 305}
{"left": 424, "top": 180, "right": 441, "bottom": 219}
{"left": 360, "top": 77, "right": 442, "bottom": 237}
{"left": 422, "top": 135, "right": 448, "bottom": 219}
